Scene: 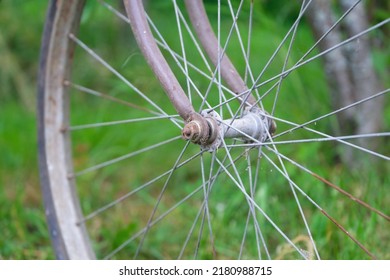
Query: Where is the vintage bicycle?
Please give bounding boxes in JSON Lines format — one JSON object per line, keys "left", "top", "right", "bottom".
{"left": 38, "top": 0, "right": 389, "bottom": 259}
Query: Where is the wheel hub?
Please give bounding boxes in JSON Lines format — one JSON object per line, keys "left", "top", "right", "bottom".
{"left": 182, "top": 107, "right": 276, "bottom": 151}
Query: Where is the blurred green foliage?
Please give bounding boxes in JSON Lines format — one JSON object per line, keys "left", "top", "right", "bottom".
{"left": 0, "top": 0, "right": 388, "bottom": 260}
{"left": 0, "top": 0, "right": 52, "bottom": 259}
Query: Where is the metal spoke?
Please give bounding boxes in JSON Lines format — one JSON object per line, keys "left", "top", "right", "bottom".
{"left": 271, "top": 0, "right": 306, "bottom": 116}
{"left": 227, "top": 0, "right": 261, "bottom": 102}
{"left": 78, "top": 150, "right": 203, "bottom": 223}
{"left": 262, "top": 148, "right": 377, "bottom": 259}
{"left": 227, "top": 132, "right": 390, "bottom": 148}
{"left": 198, "top": 153, "right": 216, "bottom": 258}
{"left": 104, "top": 184, "right": 204, "bottom": 259}
{"left": 248, "top": 0, "right": 314, "bottom": 93}
{"left": 214, "top": 155, "right": 308, "bottom": 259}
{"left": 252, "top": 18, "right": 390, "bottom": 92}
{"left": 74, "top": 136, "right": 182, "bottom": 176}
{"left": 269, "top": 115, "right": 390, "bottom": 160}
{"left": 65, "top": 81, "right": 159, "bottom": 116}
{"left": 266, "top": 147, "right": 390, "bottom": 222}
{"left": 70, "top": 115, "right": 182, "bottom": 130}
{"left": 274, "top": 89, "right": 390, "bottom": 139}
{"left": 146, "top": 15, "right": 214, "bottom": 111}
{"left": 134, "top": 141, "right": 192, "bottom": 259}
{"left": 263, "top": 129, "right": 320, "bottom": 259}
{"left": 69, "top": 33, "right": 182, "bottom": 129}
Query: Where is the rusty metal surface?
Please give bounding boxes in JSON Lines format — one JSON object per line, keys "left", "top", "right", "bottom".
{"left": 124, "top": 0, "right": 196, "bottom": 121}
{"left": 184, "top": 0, "right": 257, "bottom": 106}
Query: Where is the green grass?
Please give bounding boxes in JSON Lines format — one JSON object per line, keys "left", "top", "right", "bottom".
{"left": 0, "top": 102, "right": 53, "bottom": 259}
{"left": 0, "top": 1, "right": 389, "bottom": 260}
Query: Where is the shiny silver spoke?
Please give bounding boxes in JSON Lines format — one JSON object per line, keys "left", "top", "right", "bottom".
{"left": 265, "top": 147, "right": 390, "bottom": 222}
{"left": 227, "top": 132, "right": 390, "bottom": 148}
{"left": 198, "top": 153, "right": 216, "bottom": 258}
{"left": 178, "top": 200, "right": 206, "bottom": 259}
{"left": 219, "top": 139, "right": 308, "bottom": 259}
{"left": 173, "top": 0, "right": 192, "bottom": 102}
{"left": 74, "top": 136, "right": 182, "bottom": 176}
{"left": 274, "top": 89, "right": 390, "bottom": 139}
{"left": 252, "top": 18, "right": 390, "bottom": 92}
{"left": 70, "top": 115, "right": 182, "bottom": 130}
{"left": 271, "top": 0, "right": 306, "bottom": 116}
{"left": 69, "top": 33, "right": 181, "bottom": 129}
{"left": 242, "top": 152, "right": 263, "bottom": 259}
{"left": 179, "top": 149, "right": 250, "bottom": 259}
{"left": 264, "top": 130, "right": 320, "bottom": 259}
{"left": 146, "top": 15, "right": 214, "bottom": 112}
{"left": 214, "top": 154, "right": 308, "bottom": 259}
{"left": 134, "top": 141, "right": 192, "bottom": 259}
{"left": 263, "top": 147, "right": 377, "bottom": 259}
{"left": 104, "top": 184, "right": 204, "bottom": 259}
{"left": 248, "top": 0, "right": 314, "bottom": 92}
{"left": 65, "top": 81, "right": 160, "bottom": 116}
{"left": 270, "top": 115, "right": 390, "bottom": 160}
{"left": 244, "top": 0, "right": 254, "bottom": 84}
{"left": 227, "top": 0, "right": 261, "bottom": 102}
{"left": 198, "top": 0, "right": 254, "bottom": 112}
{"left": 79, "top": 150, "right": 203, "bottom": 223}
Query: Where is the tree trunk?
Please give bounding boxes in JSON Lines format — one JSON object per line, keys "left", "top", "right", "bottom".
{"left": 306, "top": 0, "right": 384, "bottom": 166}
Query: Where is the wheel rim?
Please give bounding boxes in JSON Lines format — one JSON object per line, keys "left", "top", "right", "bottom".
{"left": 38, "top": 0, "right": 95, "bottom": 259}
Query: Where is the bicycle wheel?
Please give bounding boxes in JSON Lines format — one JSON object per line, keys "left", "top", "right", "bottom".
{"left": 38, "top": 0, "right": 389, "bottom": 259}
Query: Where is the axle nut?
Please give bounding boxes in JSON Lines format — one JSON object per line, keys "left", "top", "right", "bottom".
{"left": 182, "top": 121, "right": 202, "bottom": 143}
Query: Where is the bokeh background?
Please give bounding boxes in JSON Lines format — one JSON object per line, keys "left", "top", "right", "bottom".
{"left": 0, "top": 0, "right": 389, "bottom": 259}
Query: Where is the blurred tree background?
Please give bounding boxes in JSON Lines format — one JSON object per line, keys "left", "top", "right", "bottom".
{"left": 0, "top": 0, "right": 388, "bottom": 259}
{"left": 0, "top": 1, "right": 51, "bottom": 258}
